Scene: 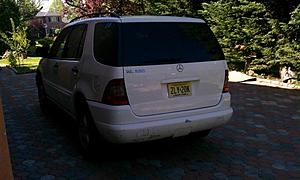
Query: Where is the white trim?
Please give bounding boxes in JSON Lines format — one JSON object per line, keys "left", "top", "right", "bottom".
{"left": 67, "top": 16, "right": 205, "bottom": 27}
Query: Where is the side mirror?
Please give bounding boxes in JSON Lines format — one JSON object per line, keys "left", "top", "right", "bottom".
{"left": 36, "top": 46, "right": 49, "bottom": 58}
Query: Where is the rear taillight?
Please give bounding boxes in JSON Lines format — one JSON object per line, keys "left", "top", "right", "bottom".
{"left": 223, "top": 70, "right": 229, "bottom": 93}
{"left": 102, "top": 79, "right": 129, "bottom": 105}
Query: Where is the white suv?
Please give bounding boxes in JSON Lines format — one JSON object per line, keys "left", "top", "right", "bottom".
{"left": 36, "top": 16, "right": 233, "bottom": 153}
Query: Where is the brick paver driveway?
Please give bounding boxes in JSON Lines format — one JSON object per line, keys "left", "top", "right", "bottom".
{"left": 0, "top": 68, "right": 300, "bottom": 180}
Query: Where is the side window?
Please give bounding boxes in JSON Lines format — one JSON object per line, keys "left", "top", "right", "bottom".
{"left": 49, "top": 28, "right": 71, "bottom": 58}
{"left": 94, "top": 23, "right": 119, "bottom": 66}
{"left": 62, "top": 24, "right": 87, "bottom": 59}
{"left": 49, "top": 24, "right": 87, "bottom": 60}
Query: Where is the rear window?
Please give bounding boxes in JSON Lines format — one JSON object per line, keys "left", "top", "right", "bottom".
{"left": 94, "top": 23, "right": 119, "bottom": 66}
{"left": 94, "top": 22, "right": 224, "bottom": 66}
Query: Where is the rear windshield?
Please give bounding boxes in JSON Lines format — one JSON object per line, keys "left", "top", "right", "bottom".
{"left": 94, "top": 22, "right": 224, "bottom": 66}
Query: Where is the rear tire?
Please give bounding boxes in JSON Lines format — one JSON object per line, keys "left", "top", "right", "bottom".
{"left": 77, "top": 103, "right": 99, "bottom": 158}
{"left": 37, "top": 76, "right": 49, "bottom": 114}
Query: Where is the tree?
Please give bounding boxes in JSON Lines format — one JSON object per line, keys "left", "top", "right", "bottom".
{"left": 288, "top": 4, "right": 300, "bottom": 42}
{"left": 0, "top": 0, "right": 41, "bottom": 55}
{"left": 102, "top": 0, "right": 142, "bottom": 15}
{"left": 49, "top": 0, "right": 65, "bottom": 14}
{"left": 16, "top": 0, "right": 41, "bottom": 21}
{"left": 65, "top": 0, "right": 103, "bottom": 15}
{"left": 0, "top": 19, "right": 30, "bottom": 67}
{"left": 0, "top": 0, "right": 21, "bottom": 55}
{"left": 200, "top": 0, "right": 275, "bottom": 72}
{"left": 64, "top": 0, "right": 193, "bottom": 18}
{"left": 143, "top": 0, "right": 192, "bottom": 16}
{"left": 255, "top": 0, "right": 299, "bottom": 22}
{"left": 274, "top": 5, "right": 300, "bottom": 80}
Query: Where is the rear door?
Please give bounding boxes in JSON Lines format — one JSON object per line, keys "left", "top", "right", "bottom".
{"left": 121, "top": 22, "right": 226, "bottom": 116}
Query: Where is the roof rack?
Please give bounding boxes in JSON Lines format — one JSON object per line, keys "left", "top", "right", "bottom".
{"left": 70, "top": 11, "right": 120, "bottom": 23}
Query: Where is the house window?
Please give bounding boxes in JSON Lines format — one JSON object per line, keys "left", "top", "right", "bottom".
{"left": 49, "top": 17, "right": 58, "bottom": 22}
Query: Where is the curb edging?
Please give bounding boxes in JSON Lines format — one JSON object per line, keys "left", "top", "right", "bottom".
{"left": 0, "top": 98, "right": 14, "bottom": 180}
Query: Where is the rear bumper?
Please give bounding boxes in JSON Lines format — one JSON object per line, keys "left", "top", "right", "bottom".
{"left": 87, "top": 93, "right": 233, "bottom": 143}
{"left": 95, "top": 108, "right": 232, "bottom": 143}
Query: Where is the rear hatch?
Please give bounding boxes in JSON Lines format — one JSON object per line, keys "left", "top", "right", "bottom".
{"left": 120, "top": 21, "right": 226, "bottom": 116}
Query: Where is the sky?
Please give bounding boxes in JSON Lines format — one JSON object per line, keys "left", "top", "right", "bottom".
{"left": 40, "top": 0, "right": 53, "bottom": 12}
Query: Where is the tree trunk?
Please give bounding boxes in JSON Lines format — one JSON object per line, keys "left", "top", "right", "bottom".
{"left": 140, "top": 0, "right": 145, "bottom": 14}
{"left": 118, "top": 0, "right": 124, "bottom": 15}
{"left": 244, "top": 59, "right": 251, "bottom": 73}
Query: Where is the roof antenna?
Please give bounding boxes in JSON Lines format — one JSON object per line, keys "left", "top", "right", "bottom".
{"left": 109, "top": 11, "right": 120, "bottom": 18}
{"left": 70, "top": 10, "right": 120, "bottom": 23}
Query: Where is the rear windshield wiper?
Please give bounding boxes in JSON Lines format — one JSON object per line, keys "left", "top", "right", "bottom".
{"left": 144, "top": 58, "right": 182, "bottom": 65}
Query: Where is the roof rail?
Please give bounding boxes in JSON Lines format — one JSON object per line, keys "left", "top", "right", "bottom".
{"left": 70, "top": 11, "right": 120, "bottom": 23}
{"left": 161, "top": 13, "right": 200, "bottom": 18}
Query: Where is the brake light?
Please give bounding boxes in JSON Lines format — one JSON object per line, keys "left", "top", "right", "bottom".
{"left": 223, "top": 70, "right": 229, "bottom": 93}
{"left": 102, "top": 79, "right": 129, "bottom": 105}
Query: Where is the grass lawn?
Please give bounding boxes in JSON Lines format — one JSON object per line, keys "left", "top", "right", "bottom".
{"left": 0, "top": 57, "right": 41, "bottom": 74}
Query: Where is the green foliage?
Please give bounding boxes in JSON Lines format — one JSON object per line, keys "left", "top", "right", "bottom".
{"left": 65, "top": 0, "right": 193, "bottom": 19}
{"left": 0, "top": 57, "right": 41, "bottom": 73}
{"left": 0, "top": 0, "right": 40, "bottom": 54}
{"left": 274, "top": 4, "right": 300, "bottom": 80}
{"left": 0, "top": 0, "right": 20, "bottom": 31}
{"left": 16, "top": 0, "right": 41, "bottom": 21}
{"left": 200, "top": 0, "right": 300, "bottom": 80}
{"left": 36, "top": 37, "right": 55, "bottom": 48}
{"left": 255, "top": 0, "right": 299, "bottom": 22}
{"left": 49, "top": 0, "right": 64, "bottom": 14}
{"left": 0, "top": 19, "right": 30, "bottom": 67}
{"left": 200, "top": 0, "right": 274, "bottom": 72}
{"left": 0, "top": 0, "right": 21, "bottom": 54}
{"left": 288, "top": 4, "right": 300, "bottom": 42}
{"left": 143, "top": 0, "right": 192, "bottom": 16}
{"left": 27, "top": 45, "right": 37, "bottom": 57}
{"left": 7, "top": 51, "right": 17, "bottom": 67}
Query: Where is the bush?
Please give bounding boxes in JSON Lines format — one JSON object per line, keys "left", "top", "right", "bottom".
{"left": 27, "top": 45, "right": 37, "bottom": 57}
{"left": 0, "top": 18, "right": 30, "bottom": 66}
{"left": 228, "top": 60, "right": 245, "bottom": 72}
{"left": 36, "top": 37, "right": 54, "bottom": 48}
{"left": 2, "top": 50, "right": 11, "bottom": 59}
{"left": 6, "top": 51, "right": 17, "bottom": 67}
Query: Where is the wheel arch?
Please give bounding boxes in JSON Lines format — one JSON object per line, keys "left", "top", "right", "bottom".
{"left": 73, "top": 91, "right": 89, "bottom": 118}
{"left": 36, "top": 69, "right": 42, "bottom": 84}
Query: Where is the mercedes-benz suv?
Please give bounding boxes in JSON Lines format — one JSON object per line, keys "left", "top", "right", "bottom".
{"left": 36, "top": 16, "right": 233, "bottom": 153}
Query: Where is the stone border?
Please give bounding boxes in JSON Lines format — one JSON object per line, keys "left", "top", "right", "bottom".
{"left": 7, "top": 66, "right": 18, "bottom": 74}
{"left": 229, "top": 71, "right": 300, "bottom": 90}
{"left": 0, "top": 98, "right": 13, "bottom": 180}
{"left": 243, "top": 77, "right": 300, "bottom": 90}
{"left": 4, "top": 65, "right": 35, "bottom": 75}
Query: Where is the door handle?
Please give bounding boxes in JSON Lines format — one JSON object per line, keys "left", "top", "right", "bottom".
{"left": 72, "top": 67, "right": 79, "bottom": 76}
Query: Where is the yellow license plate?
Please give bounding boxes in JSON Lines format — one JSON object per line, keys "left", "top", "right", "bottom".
{"left": 167, "top": 81, "right": 192, "bottom": 98}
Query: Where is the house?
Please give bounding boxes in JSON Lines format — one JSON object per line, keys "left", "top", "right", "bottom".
{"left": 33, "top": 11, "right": 66, "bottom": 36}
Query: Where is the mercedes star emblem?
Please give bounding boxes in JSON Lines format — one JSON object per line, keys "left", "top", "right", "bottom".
{"left": 176, "top": 64, "right": 184, "bottom": 72}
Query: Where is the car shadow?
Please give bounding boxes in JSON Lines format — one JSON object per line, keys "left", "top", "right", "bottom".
{"left": 39, "top": 82, "right": 300, "bottom": 165}
{"left": 41, "top": 102, "right": 220, "bottom": 164}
